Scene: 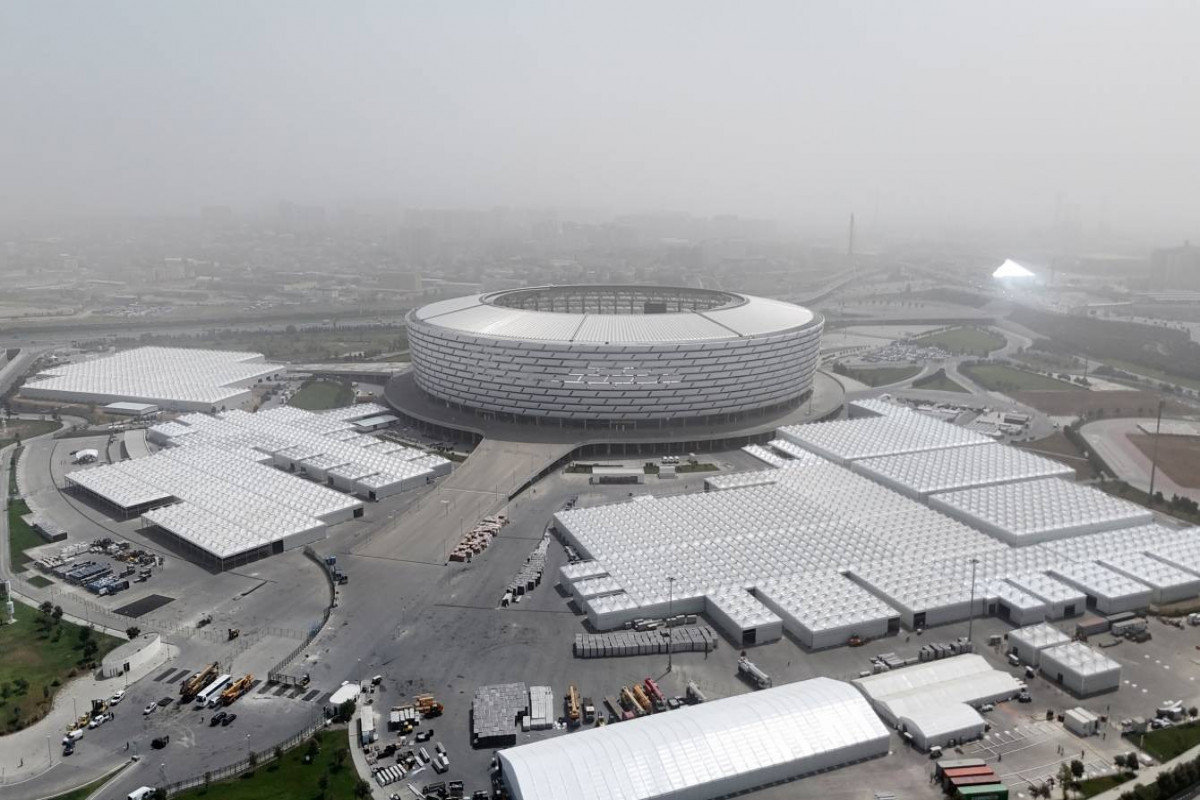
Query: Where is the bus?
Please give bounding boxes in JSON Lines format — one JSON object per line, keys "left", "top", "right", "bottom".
{"left": 194, "top": 674, "right": 232, "bottom": 708}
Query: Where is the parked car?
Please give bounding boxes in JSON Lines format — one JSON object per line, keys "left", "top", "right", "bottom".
{"left": 157, "top": 696, "right": 174, "bottom": 707}
{"left": 63, "top": 741, "right": 75, "bottom": 756}
{"left": 221, "top": 713, "right": 237, "bottom": 726}
{"left": 151, "top": 735, "right": 170, "bottom": 749}
{"left": 210, "top": 711, "right": 228, "bottom": 727}
{"left": 110, "top": 690, "right": 125, "bottom": 705}
{"left": 143, "top": 703, "right": 156, "bottom": 716}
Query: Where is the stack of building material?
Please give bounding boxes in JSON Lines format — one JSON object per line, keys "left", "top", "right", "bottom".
{"left": 528, "top": 686, "right": 554, "bottom": 731}
{"left": 501, "top": 533, "right": 550, "bottom": 603}
{"left": 572, "top": 626, "right": 718, "bottom": 658}
{"left": 449, "top": 519, "right": 501, "bottom": 562}
{"left": 471, "top": 683, "right": 528, "bottom": 746}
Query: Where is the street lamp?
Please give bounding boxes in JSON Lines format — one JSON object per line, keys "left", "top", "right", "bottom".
{"left": 667, "top": 576, "right": 675, "bottom": 673}
{"left": 1148, "top": 398, "right": 1165, "bottom": 505}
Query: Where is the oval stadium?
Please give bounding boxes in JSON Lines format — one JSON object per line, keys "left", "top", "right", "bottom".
{"left": 403, "top": 285, "right": 824, "bottom": 427}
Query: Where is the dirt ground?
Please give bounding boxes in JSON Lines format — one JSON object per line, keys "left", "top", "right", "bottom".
{"left": 1008, "top": 389, "right": 1161, "bottom": 417}
{"left": 1012, "top": 431, "right": 1096, "bottom": 479}
{"left": 1130, "top": 433, "right": 1200, "bottom": 488}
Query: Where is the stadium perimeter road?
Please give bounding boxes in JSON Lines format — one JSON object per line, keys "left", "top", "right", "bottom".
{"left": 1082, "top": 417, "right": 1200, "bottom": 504}
{"left": 352, "top": 438, "right": 575, "bottom": 565}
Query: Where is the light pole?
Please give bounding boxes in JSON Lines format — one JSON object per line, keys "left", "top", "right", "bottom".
{"left": 45, "top": 735, "right": 50, "bottom": 765}
{"left": 441, "top": 499, "right": 450, "bottom": 563}
{"left": 1148, "top": 398, "right": 1165, "bottom": 505}
{"left": 667, "top": 576, "right": 675, "bottom": 673}
{"left": 967, "top": 558, "right": 979, "bottom": 645}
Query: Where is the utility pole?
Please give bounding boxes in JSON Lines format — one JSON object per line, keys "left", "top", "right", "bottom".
{"left": 666, "top": 576, "right": 675, "bottom": 673}
{"left": 1148, "top": 398, "right": 1165, "bottom": 506}
{"left": 967, "top": 558, "right": 979, "bottom": 645}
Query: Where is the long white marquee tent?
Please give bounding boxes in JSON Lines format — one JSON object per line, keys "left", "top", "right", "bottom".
{"left": 498, "top": 677, "right": 889, "bottom": 800}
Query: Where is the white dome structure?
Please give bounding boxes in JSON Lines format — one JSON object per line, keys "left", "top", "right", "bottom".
{"left": 993, "top": 259, "right": 1036, "bottom": 279}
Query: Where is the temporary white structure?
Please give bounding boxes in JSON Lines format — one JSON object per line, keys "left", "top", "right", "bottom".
{"left": 757, "top": 573, "right": 897, "bottom": 649}
{"left": 928, "top": 478, "right": 1153, "bottom": 545}
{"left": 1005, "top": 573, "right": 1087, "bottom": 619}
{"left": 1049, "top": 562, "right": 1153, "bottom": 615}
{"left": 1100, "top": 552, "right": 1200, "bottom": 605}
{"left": 851, "top": 444, "right": 1074, "bottom": 500}
{"left": 1008, "top": 622, "right": 1072, "bottom": 666}
{"left": 498, "top": 677, "right": 889, "bottom": 800}
{"left": 852, "top": 655, "right": 1021, "bottom": 751}
{"left": 1039, "top": 642, "right": 1121, "bottom": 696}
{"left": 23, "top": 346, "right": 277, "bottom": 411}
{"left": 777, "top": 407, "right": 993, "bottom": 464}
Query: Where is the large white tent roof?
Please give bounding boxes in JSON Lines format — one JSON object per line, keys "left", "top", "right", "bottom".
{"left": 25, "top": 346, "right": 275, "bottom": 407}
{"left": 852, "top": 443, "right": 1074, "bottom": 498}
{"left": 498, "top": 678, "right": 889, "bottom": 800}
{"left": 777, "top": 406, "right": 993, "bottom": 464}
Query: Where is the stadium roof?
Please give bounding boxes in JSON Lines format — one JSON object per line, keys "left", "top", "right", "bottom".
{"left": 498, "top": 677, "right": 889, "bottom": 800}
{"left": 412, "top": 288, "right": 817, "bottom": 344}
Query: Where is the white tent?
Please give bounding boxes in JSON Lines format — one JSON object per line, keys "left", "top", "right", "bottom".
{"left": 499, "top": 678, "right": 889, "bottom": 800}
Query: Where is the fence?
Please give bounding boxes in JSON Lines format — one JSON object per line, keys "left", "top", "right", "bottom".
{"left": 266, "top": 547, "right": 336, "bottom": 684}
{"left": 162, "top": 709, "right": 328, "bottom": 796}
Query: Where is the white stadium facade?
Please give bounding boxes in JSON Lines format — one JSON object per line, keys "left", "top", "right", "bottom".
{"left": 405, "top": 286, "right": 824, "bottom": 427}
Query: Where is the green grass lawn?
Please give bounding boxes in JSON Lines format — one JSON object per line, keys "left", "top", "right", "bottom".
{"left": 27, "top": 574, "right": 53, "bottom": 588}
{"left": 173, "top": 729, "right": 363, "bottom": 800}
{"left": 287, "top": 380, "right": 356, "bottom": 411}
{"left": 839, "top": 365, "right": 922, "bottom": 387}
{"left": 0, "top": 602, "right": 121, "bottom": 732}
{"left": 1077, "top": 773, "right": 1132, "bottom": 797}
{"left": 914, "top": 326, "right": 1007, "bottom": 356}
{"left": 0, "top": 419, "right": 59, "bottom": 449}
{"left": 1130, "top": 722, "right": 1200, "bottom": 761}
{"left": 961, "top": 363, "right": 1085, "bottom": 392}
{"left": 7, "top": 498, "right": 42, "bottom": 572}
{"left": 912, "top": 369, "right": 969, "bottom": 393}
{"left": 1101, "top": 358, "right": 1200, "bottom": 392}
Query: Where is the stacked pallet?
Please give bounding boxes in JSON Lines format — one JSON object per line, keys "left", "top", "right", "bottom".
{"left": 449, "top": 519, "right": 502, "bottom": 562}
{"left": 573, "top": 626, "right": 719, "bottom": 658}
{"left": 527, "top": 685, "right": 554, "bottom": 730}
{"left": 471, "top": 683, "right": 528, "bottom": 744}
{"left": 500, "top": 532, "right": 551, "bottom": 604}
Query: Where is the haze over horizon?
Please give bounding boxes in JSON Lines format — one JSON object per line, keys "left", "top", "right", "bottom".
{"left": 3, "top": 1, "right": 1199, "bottom": 242}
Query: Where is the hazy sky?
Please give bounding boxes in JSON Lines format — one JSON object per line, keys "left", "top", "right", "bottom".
{"left": 3, "top": 2, "right": 1199, "bottom": 238}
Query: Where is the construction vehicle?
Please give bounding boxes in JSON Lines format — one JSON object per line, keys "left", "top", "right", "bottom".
{"left": 566, "top": 684, "right": 581, "bottom": 724}
{"left": 631, "top": 684, "right": 653, "bottom": 714}
{"left": 227, "top": 628, "right": 240, "bottom": 641}
{"left": 603, "top": 695, "right": 622, "bottom": 721}
{"left": 414, "top": 694, "right": 444, "bottom": 718}
{"left": 582, "top": 696, "right": 596, "bottom": 725}
{"left": 220, "top": 674, "right": 254, "bottom": 706}
{"left": 685, "top": 681, "right": 707, "bottom": 704}
{"left": 180, "top": 662, "right": 220, "bottom": 701}
{"left": 643, "top": 678, "right": 667, "bottom": 712}
{"left": 619, "top": 686, "right": 643, "bottom": 717}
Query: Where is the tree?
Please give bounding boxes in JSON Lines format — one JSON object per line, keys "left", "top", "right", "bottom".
{"left": 335, "top": 698, "right": 356, "bottom": 723}
{"left": 152, "top": 789, "right": 167, "bottom": 800}
{"left": 38, "top": 600, "right": 52, "bottom": 617}
{"left": 52, "top": 605, "right": 63, "bottom": 623}
{"left": 1070, "top": 759, "right": 1084, "bottom": 779}
{"left": 354, "top": 779, "right": 372, "bottom": 798}
{"left": 126, "top": 626, "right": 141, "bottom": 639}
{"left": 1058, "top": 762, "right": 1074, "bottom": 799}
{"left": 332, "top": 747, "right": 348, "bottom": 769}
{"left": 306, "top": 737, "right": 320, "bottom": 759}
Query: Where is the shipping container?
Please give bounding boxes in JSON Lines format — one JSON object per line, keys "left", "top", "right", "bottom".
{"left": 956, "top": 783, "right": 1008, "bottom": 800}
{"left": 934, "top": 758, "right": 987, "bottom": 780}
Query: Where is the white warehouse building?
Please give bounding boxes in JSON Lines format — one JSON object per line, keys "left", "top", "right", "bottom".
{"left": 1008, "top": 622, "right": 1072, "bottom": 666}
{"left": 1039, "top": 642, "right": 1122, "bottom": 696}
{"left": 22, "top": 346, "right": 278, "bottom": 412}
{"left": 498, "top": 678, "right": 889, "bottom": 800}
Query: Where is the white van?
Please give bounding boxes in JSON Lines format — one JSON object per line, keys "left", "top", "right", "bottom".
{"left": 127, "top": 788, "right": 156, "bottom": 800}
